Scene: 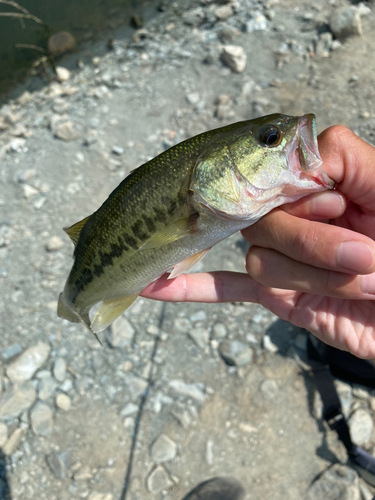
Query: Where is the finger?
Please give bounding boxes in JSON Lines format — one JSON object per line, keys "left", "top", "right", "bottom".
{"left": 141, "top": 271, "right": 260, "bottom": 303}
{"left": 246, "top": 246, "right": 375, "bottom": 300}
{"left": 318, "top": 126, "right": 375, "bottom": 213}
{"left": 241, "top": 210, "right": 375, "bottom": 275}
{"left": 280, "top": 191, "right": 346, "bottom": 220}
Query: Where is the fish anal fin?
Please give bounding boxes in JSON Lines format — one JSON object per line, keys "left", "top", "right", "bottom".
{"left": 64, "top": 215, "right": 91, "bottom": 246}
{"left": 57, "top": 293, "right": 80, "bottom": 323}
{"left": 168, "top": 248, "right": 210, "bottom": 280}
{"left": 140, "top": 214, "right": 199, "bottom": 251}
{"left": 91, "top": 294, "right": 139, "bottom": 334}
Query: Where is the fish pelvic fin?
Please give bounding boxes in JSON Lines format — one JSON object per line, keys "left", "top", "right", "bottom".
{"left": 57, "top": 293, "right": 80, "bottom": 323}
{"left": 63, "top": 215, "right": 91, "bottom": 246}
{"left": 168, "top": 248, "right": 211, "bottom": 279}
{"left": 91, "top": 293, "right": 139, "bottom": 334}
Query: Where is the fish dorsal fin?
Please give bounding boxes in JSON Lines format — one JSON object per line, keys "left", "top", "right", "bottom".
{"left": 91, "top": 293, "right": 139, "bottom": 334}
{"left": 63, "top": 215, "right": 91, "bottom": 246}
{"left": 168, "top": 248, "right": 210, "bottom": 279}
{"left": 140, "top": 215, "right": 198, "bottom": 251}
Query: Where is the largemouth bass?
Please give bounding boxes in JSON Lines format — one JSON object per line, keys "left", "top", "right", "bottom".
{"left": 58, "top": 113, "right": 333, "bottom": 334}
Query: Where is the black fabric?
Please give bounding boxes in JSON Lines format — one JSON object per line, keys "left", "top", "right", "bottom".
{"left": 181, "top": 477, "right": 245, "bottom": 500}
{"left": 309, "top": 339, "right": 375, "bottom": 388}
{"left": 308, "top": 337, "right": 375, "bottom": 492}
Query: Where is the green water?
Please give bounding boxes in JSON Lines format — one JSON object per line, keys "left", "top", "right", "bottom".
{"left": 0, "top": 0, "right": 160, "bottom": 97}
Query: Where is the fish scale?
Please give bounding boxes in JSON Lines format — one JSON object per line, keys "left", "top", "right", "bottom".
{"left": 58, "top": 113, "right": 333, "bottom": 335}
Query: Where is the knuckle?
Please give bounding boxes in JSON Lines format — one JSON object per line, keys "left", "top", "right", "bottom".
{"left": 292, "top": 227, "right": 320, "bottom": 264}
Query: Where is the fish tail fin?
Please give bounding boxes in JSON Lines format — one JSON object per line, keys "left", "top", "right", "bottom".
{"left": 57, "top": 293, "right": 80, "bottom": 323}
{"left": 90, "top": 293, "right": 139, "bottom": 334}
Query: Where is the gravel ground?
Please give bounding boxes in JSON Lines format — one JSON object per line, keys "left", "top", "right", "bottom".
{"left": 1, "top": 0, "right": 375, "bottom": 499}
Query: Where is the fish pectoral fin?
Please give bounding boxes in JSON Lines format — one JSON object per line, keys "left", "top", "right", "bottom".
{"left": 90, "top": 294, "right": 139, "bottom": 334}
{"left": 63, "top": 215, "right": 92, "bottom": 246}
{"left": 140, "top": 215, "right": 198, "bottom": 251}
{"left": 168, "top": 248, "right": 210, "bottom": 280}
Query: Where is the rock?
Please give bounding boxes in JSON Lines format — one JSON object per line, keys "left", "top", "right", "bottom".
{"left": 18, "top": 91, "right": 33, "bottom": 106}
{"left": 59, "top": 378, "right": 73, "bottom": 393}
{"left": 74, "top": 465, "right": 93, "bottom": 481}
{"left": 23, "top": 184, "right": 39, "bottom": 198}
{"left": 6, "top": 342, "right": 50, "bottom": 383}
{"left": 183, "top": 8, "right": 205, "bottom": 26}
{"left": 1, "top": 343, "right": 23, "bottom": 361}
{"left": 349, "top": 409, "right": 373, "bottom": 447}
{"left": 46, "top": 236, "right": 64, "bottom": 252}
{"left": 188, "top": 327, "right": 210, "bottom": 349}
{"left": 48, "top": 31, "right": 76, "bottom": 56}
{"left": 107, "top": 316, "right": 135, "bottom": 348}
{"left": 124, "top": 375, "right": 148, "bottom": 399}
{"left": 30, "top": 402, "right": 53, "bottom": 436}
{"left": 189, "top": 310, "right": 207, "bottom": 322}
{"left": 55, "top": 67, "right": 71, "bottom": 82}
{"left": 263, "top": 335, "right": 278, "bottom": 353}
{"left": 120, "top": 403, "right": 139, "bottom": 418}
{"left": 219, "top": 340, "right": 253, "bottom": 367}
{"left": 315, "top": 32, "right": 333, "bottom": 58}
{"left": 55, "top": 393, "right": 71, "bottom": 411}
{"left": 186, "top": 92, "right": 200, "bottom": 105}
{"left": 88, "top": 494, "right": 113, "bottom": 500}
{"left": 0, "top": 423, "right": 7, "bottom": 447}
{"left": 2, "top": 427, "right": 25, "bottom": 456}
{"left": 305, "top": 464, "right": 360, "bottom": 500}
{"left": 146, "top": 324, "right": 160, "bottom": 336}
{"left": 39, "top": 376, "right": 58, "bottom": 401}
{"left": 53, "top": 358, "right": 67, "bottom": 381}
{"left": 9, "top": 137, "right": 26, "bottom": 152}
{"left": 218, "top": 26, "right": 239, "bottom": 44}
{"left": 215, "top": 4, "right": 233, "bottom": 21}
{"left": 212, "top": 323, "right": 228, "bottom": 339}
{"left": 46, "top": 450, "right": 71, "bottom": 479}
{"left": 151, "top": 434, "right": 177, "bottom": 463}
{"left": 54, "top": 121, "right": 81, "bottom": 141}
{"left": 112, "top": 146, "right": 124, "bottom": 155}
{"left": 246, "top": 13, "right": 268, "bottom": 32}
{"left": 260, "top": 380, "right": 278, "bottom": 400}
{"left": 0, "top": 382, "right": 36, "bottom": 420}
{"left": 221, "top": 45, "right": 247, "bottom": 73}
{"left": 329, "top": 7, "right": 362, "bottom": 40}
{"left": 206, "top": 439, "right": 214, "bottom": 465}
{"left": 168, "top": 379, "right": 206, "bottom": 403}
{"left": 146, "top": 465, "right": 173, "bottom": 494}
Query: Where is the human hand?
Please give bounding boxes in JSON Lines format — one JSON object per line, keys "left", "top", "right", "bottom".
{"left": 141, "top": 126, "right": 375, "bottom": 359}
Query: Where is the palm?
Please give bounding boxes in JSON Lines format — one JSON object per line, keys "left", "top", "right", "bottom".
{"left": 258, "top": 286, "right": 375, "bottom": 359}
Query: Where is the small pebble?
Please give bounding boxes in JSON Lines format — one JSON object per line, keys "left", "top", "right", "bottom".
{"left": 56, "top": 393, "right": 72, "bottom": 411}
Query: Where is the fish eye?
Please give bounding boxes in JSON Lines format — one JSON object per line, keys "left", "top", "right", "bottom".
{"left": 259, "top": 125, "right": 282, "bottom": 147}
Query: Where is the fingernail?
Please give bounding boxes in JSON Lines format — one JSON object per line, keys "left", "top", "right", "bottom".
{"left": 336, "top": 241, "right": 375, "bottom": 273}
{"left": 311, "top": 192, "right": 345, "bottom": 217}
{"left": 361, "top": 274, "right": 375, "bottom": 295}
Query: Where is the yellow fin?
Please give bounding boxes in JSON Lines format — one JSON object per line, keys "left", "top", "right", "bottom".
{"left": 168, "top": 248, "right": 210, "bottom": 280}
{"left": 91, "top": 294, "right": 139, "bottom": 334}
{"left": 140, "top": 215, "right": 198, "bottom": 251}
{"left": 63, "top": 215, "right": 91, "bottom": 246}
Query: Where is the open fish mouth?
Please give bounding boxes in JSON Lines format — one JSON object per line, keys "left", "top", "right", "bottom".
{"left": 288, "top": 114, "right": 335, "bottom": 189}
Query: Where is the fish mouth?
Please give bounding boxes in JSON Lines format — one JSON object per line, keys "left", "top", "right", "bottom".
{"left": 287, "top": 114, "right": 335, "bottom": 189}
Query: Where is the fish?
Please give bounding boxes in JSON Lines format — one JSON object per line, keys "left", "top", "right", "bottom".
{"left": 58, "top": 113, "right": 333, "bottom": 335}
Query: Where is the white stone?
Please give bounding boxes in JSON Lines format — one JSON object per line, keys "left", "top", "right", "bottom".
{"left": 2, "top": 428, "right": 25, "bottom": 456}
{"left": 6, "top": 342, "right": 50, "bottom": 383}
{"left": 221, "top": 45, "right": 247, "bottom": 73}
{"left": 46, "top": 236, "right": 64, "bottom": 252}
{"left": 55, "top": 66, "right": 71, "bottom": 82}
{"left": 30, "top": 402, "right": 53, "bottom": 436}
{"left": 349, "top": 409, "right": 373, "bottom": 447}
{"left": 56, "top": 393, "right": 71, "bottom": 411}
{"left": 0, "top": 422, "right": 8, "bottom": 447}
{"left": 151, "top": 434, "right": 177, "bottom": 463}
